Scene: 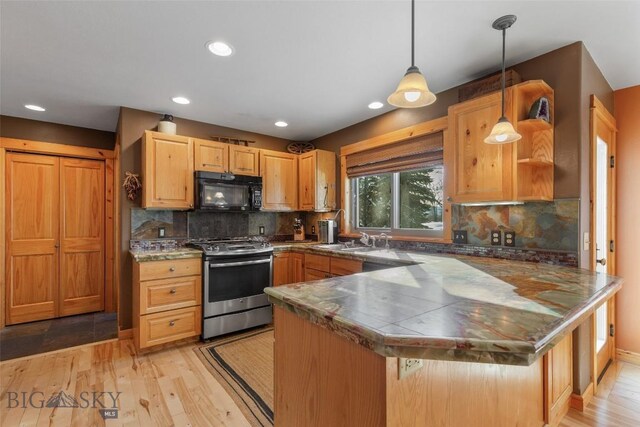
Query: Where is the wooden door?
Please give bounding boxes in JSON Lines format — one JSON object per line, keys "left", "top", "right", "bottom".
{"left": 260, "top": 149, "right": 298, "bottom": 211}
{"left": 273, "top": 252, "right": 290, "bottom": 286}
{"left": 449, "top": 91, "right": 514, "bottom": 203}
{"left": 59, "top": 158, "right": 104, "bottom": 316}
{"left": 229, "top": 145, "right": 260, "bottom": 176}
{"left": 590, "top": 95, "right": 617, "bottom": 387}
{"left": 142, "top": 131, "right": 194, "bottom": 209}
{"left": 298, "top": 151, "right": 316, "bottom": 210}
{"left": 193, "top": 138, "right": 228, "bottom": 173}
{"left": 5, "top": 153, "right": 60, "bottom": 324}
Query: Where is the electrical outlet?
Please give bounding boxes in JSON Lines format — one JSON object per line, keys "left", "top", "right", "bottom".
{"left": 398, "top": 358, "right": 424, "bottom": 379}
{"left": 311, "top": 225, "right": 316, "bottom": 234}
{"left": 259, "top": 226, "right": 265, "bottom": 235}
{"left": 453, "top": 230, "right": 468, "bottom": 244}
{"left": 491, "top": 230, "right": 502, "bottom": 246}
{"left": 158, "top": 227, "right": 165, "bottom": 238}
{"left": 504, "top": 231, "right": 516, "bottom": 247}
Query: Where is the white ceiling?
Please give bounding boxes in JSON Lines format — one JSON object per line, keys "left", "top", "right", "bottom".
{"left": 1, "top": 1, "right": 638, "bottom": 141}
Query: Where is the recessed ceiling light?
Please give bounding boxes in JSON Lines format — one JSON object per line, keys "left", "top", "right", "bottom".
{"left": 172, "top": 96, "right": 190, "bottom": 105}
{"left": 274, "top": 121, "right": 288, "bottom": 128}
{"left": 25, "top": 104, "right": 45, "bottom": 112}
{"left": 368, "top": 101, "right": 384, "bottom": 110}
{"left": 207, "top": 41, "right": 234, "bottom": 57}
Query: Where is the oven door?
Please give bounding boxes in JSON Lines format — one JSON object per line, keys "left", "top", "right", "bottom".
{"left": 198, "top": 181, "right": 252, "bottom": 211}
{"left": 203, "top": 254, "right": 273, "bottom": 318}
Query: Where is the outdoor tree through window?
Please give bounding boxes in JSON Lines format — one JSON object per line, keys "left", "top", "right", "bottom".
{"left": 353, "top": 166, "right": 443, "bottom": 236}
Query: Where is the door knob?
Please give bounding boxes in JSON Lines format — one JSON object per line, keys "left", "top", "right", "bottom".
{"left": 596, "top": 258, "right": 607, "bottom": 266}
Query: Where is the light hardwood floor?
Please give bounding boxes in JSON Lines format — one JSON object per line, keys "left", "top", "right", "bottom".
{"left": 0, "top": 339, "right": 250, "bottom": 426}
{"left": 560, "top": 361, "right": 640, "bottom": 426}
{"left": 1, "top": 338, "right": 638, "bottom": 426}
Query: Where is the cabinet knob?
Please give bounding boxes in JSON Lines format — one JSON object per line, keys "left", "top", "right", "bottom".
{"left": 447, "top": 196, "right": 452, "bottom": 202}
{"left": 169, "top": 267, "right": 176, "bottom": 272}
{"left": 169, "top": 320, "right": 176, "bottom": 327}
{"left": 169, "top": 288, "right": 177, "bottom": 294}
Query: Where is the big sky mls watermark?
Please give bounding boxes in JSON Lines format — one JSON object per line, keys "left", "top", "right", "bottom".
{"left": 7, "top": 390, "right": 121, "bottom": 420}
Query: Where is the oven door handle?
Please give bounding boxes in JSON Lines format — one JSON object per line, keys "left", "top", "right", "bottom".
{"left": 208, "top": 258, "right": 272, "bottom": 268}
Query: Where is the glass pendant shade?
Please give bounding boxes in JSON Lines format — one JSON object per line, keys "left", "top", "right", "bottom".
{"left": 484, "top": 117, "right": 522, "bottom": 144}
{"left": 387, "top": 66, "right": 437, "bottom": 108}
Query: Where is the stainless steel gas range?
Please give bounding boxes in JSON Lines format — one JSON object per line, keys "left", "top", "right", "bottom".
{"left": 187, "top": 238, "right": 273, "bottom": 340}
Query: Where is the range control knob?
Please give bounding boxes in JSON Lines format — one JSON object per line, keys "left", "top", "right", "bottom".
{"left": 213, "top": 245, "right": 220, "bottom": 252}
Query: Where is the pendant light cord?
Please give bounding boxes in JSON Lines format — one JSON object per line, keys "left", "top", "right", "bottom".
{"left": 411, "top": 0, "right": 415, "bottom": 67}
{"left": 501, "top": 27, "right": 506, "bottom": 117}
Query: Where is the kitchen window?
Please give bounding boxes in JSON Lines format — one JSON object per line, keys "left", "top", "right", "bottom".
{"left": 352, "top": 166, "right": 444, "bottom": 237}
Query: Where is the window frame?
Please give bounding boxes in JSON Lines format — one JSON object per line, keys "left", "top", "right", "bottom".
{"left": 351, "top": 166, "right": 444, "bottom": 238}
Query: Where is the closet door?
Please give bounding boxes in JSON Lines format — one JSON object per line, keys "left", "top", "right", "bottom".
{"left": 5, "top": 153, "right": 60, "bottom": 324}
{"left": 59, "top": 158, "right": 104, "bottom": 316}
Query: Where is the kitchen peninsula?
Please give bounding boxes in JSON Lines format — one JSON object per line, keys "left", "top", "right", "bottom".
{"left": 265, "top": 247, "right": 622, "bottom": 427}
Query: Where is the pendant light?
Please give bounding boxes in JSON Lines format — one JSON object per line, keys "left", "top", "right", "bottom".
{"left": 484, "top": 15, "right": 522, "bottom": 144}
{"left": 387, "top": 0, "right": 436, "bottom": 108}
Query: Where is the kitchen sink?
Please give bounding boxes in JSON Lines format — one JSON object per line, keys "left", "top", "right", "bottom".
{"left": 339, "top": 246, "right": 380, "bottom": 252}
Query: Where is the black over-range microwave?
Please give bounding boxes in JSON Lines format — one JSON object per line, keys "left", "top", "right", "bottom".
{"left": 195, "top": 172, "right": 262, "bottom": 211}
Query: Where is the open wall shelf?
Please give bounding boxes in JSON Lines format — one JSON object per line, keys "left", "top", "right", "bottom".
{"left": 513, "top": 80, "right": 554, "bottom": 201}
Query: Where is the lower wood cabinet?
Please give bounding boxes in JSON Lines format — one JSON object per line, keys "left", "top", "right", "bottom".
{"left": 303, "top": 253, "right": 363, "bottom": 281}
{"left": 273, "top": 252, "right": 306, "bottom": 286}
{"left": 133, "top": 258, "right": 202, "bottom": 350}
{"left": 544, "top": 333, "right": 573, "bottom": 426}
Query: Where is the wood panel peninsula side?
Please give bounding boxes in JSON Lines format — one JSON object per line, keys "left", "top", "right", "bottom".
{"left": 265, "top": 250, "right": 622, "bottom": 427}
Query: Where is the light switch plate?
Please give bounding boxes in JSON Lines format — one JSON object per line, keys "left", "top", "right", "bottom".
{"left": 491, "top": 230, "right": 502, "bottom": 246}
{"left": 504, "top": 231, "right": 516, "bottom": 247}
{"left": 259, "top": 226, "right": 265, "bottom": 235}
{"left": 398, "top": 358, "right": 424, "bottom": 379}
{"left": 453, "top": 230, "right": 468, "bottom": 244}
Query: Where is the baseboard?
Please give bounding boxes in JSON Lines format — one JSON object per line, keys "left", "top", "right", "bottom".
{"left": 118, "top": 328, "right": 133, "bottom": 339}
{"left": 616, "top": 348, "right": 640, "bottom": 366}
{"left": 569, "top": 382, "right": 594, "bottom": 412}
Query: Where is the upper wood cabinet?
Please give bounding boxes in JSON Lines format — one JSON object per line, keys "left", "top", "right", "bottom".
{"left": 260, "top": 149, "right": 298, "bottom": 211}
{"left": 298, "top": 150, "right": 337, "bottom": 212}
{"left": 512, "top": 80, "right": 555, "bottom": 201}
{"left": 229, "top": 145, "right": 260, "bottom": 176}
{"left": 142, "top": 131, "right": 194, "bottom": 209}
{"left": 448, "top": 80, "right": 554, "bottom": 204}
{"left": 448, "top": 90, "right": 515, "bottom": 203}
{"left": 193, "top": 138, "right": 228, "bottom": 173}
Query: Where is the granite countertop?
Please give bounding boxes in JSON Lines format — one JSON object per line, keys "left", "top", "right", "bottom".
{"left": 130, "top": 247, "right": 203, "bottom": 262}
{"left": 265, "top": 246, "right": 623, "bottom": 366}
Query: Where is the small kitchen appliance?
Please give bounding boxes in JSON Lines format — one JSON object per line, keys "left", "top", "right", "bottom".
{"left": 318, "top": 219, "right": 338, "bottom": 244}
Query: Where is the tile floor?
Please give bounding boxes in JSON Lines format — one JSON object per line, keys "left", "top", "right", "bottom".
{"left": 0, "top": 312, "right": 117, "bottom": 361}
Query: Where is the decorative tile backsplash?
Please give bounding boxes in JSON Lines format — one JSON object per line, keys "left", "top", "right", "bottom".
{"left": 131, "top": 208, "right": 309, "bottom": 240}
{"left": 451, "top": 199, "right": 579, "bottom": 252}
{"left": 131, "top": 200, "right": 579, "bottom": 257}
{"left": 131, "top": 209, "right": 187, "bottom": 239}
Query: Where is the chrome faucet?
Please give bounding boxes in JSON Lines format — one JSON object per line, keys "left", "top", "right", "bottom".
{"left": 360, "top": 232, "right": 371, "bottom": 246}
{"left": 379, "top": 233, "right": 390, "bottom": 250}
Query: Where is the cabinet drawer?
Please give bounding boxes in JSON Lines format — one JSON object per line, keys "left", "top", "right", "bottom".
{"left": 139, "top": 306, "right": 201, "bottom": 349}
{"left": 305, "top": 254, "right": 330, "bottom": 273}
{"left": 139, "top": 258, "right": 201, "bottom": 281}
{"left": 305, "top": 268, "right": 332, "bottom": 282}
{"left": 139, "top": 276, "right": 201, "bottom": 315}
{"left": 330, "top": 257, "right": 363, "bottom": 276}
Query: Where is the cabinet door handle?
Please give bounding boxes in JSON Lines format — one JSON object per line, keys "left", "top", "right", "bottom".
{"left": 169, "top": 267, "right": 176, "bottom": 272}
{"left": 169, "top": 320, "right": 176, "bottom": 327}
{"left": 169, "top": 288, "right": 177, "bottom": 294}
